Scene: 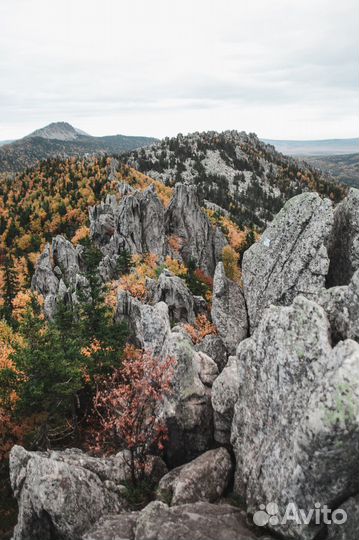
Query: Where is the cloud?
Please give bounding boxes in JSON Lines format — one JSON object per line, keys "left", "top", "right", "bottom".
{"left": 0, "top": 0, "right": 357, "bottom": 139}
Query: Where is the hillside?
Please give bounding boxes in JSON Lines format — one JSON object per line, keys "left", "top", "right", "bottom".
{"left": 124, "top": 130, "right": 346, "bottom": 227}
{"left": 301, "top": 153, "right": 359, "bottom": 189}
{"left": 0, "top": 122, "right": 158, "bottom": 173}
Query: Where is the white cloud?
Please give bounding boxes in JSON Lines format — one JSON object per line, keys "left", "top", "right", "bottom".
{"left": 0, "top": 0, "right": 357, "bottom": 139}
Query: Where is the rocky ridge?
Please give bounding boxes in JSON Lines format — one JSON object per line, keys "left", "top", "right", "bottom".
{"left": 124, "top": 130, "right": 345, "bottom": 228}
{"left": 13, "top": 185, "right": 359, "bottom": 539}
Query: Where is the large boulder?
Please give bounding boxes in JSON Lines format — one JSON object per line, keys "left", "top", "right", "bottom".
{"left": 327, "top": 187, "right": 359, "bottom": 286}
{"left": 10, "top": 446, "right": 130, "bottom": 540}
{"left": 160, "top": 328, "right": 219, "bottom": 465}
{"left": 147, "top": 271, "right": 196, "bottom": 324}
{"left": 211, "top": 262, "right": 248, "bottom": 354}
{"left": 196, "top": 334, "right": 228, "bottom": 372}
{"left": 84, "top": 501, "right": 256, "bottom": 540}
{"left": 116, "top": 291, "right": 171, "bottom": 356}
{"left": 242, "top": 192, "right": 333, "bottom": 330}
{"left": 211, "top": 356, "right": 239, "bottom": 444}
{"left": 318, "top": 268, "right": 359, "bottom": 344}
{"left": 157, "top": 447, "right": 232, "bottom": 505}
{"left": 327, "top": 495, "right": 359, "bottom": 540}
{"left": 165, "top": 184, "right": 227, "bottom": 275}
{"left": 231, "top": 296, "right": 359, "bottom": 540}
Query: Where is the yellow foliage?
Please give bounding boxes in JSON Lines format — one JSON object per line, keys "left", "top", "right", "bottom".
{"left": 222, "top": 245, "right": 242, "bottom": 283}
{"left": 72, "top": 226, "right": 90, "bottom": 245}
{"left": 12, "top": 291, "right": 44, "bottom": 323}
{"left": 164, "top": 256, "right": 187, "bottom": 278}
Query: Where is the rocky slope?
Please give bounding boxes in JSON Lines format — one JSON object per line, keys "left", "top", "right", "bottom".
{"left": 0, "top": 122, "right": 157, "bottom": 173}
{"left": 7, "top": 175, "right": 359, "bottom": 539}
{"left": 124, "top": 130, "right": 346, "bottom": 228}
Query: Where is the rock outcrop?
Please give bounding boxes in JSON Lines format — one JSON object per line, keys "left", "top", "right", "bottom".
{"left": 160, "top": 328, "right": 218, "bottom": 465}
{"left": 117, "top": 289, "right": 218, "bottom": 465}
{"left": 147, "top": 271, "right": 196, "bottom": 324}
{"left": 195, "top": 334, "right": 228, "bottom": 372}
{"left": 211, "top": 356, "right": 238, "bottom": 444}
{"left": 211, "top": 262, "right": 248, "bottom": 354}
{"left": 165, "top": 184, "right": 227, "bottom": 275}
{"left": 231, "top": 296, "right": 359, "bottom": 540}
{"left": 10, "top": 446, "right": 131, "bottom": 540}
{"left": 84, "top": 501, "right": 256, "bottom": 540}
{"left": 242, "top": 193, "right": 333, "bottom": 330}
{"left": 157, "top": 447, "right": 232, "bottom": 506}
{"left": 318, "top": 268, "right": 359, "bottom": 343}
{"left": 90, "top": 185, "right": 166, "bottom": 258}
{"left": 31, "top": 235, "right": 83, "bottom": 319}
{"left": 327, "top": 187, "right": 359, "bottom": 287}
{"left": 116, "top": 291, "right": 171, "bottom": 356}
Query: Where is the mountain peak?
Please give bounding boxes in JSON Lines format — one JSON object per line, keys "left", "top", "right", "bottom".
{"left": 25, "top": 122, "right": 90, "bottom": 141}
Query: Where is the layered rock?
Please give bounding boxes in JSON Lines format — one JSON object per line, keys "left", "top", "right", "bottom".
{"left": 157, "top": 447, "right": 232, "bottom": 506}
{"left": 84, "top": 501, "right": 256, "bottom": 540}
{"left": 231, "top": 296, "right": 359, "bottom": 540}
{"left": 327, "top": 187, "right": 359, "bottom": 286}
{"left": 165, "top": 184, "right": 227, "bottom": 275}
{"left": 242, "top": 193, "right": 333, "bottom": 330}
{"left": 211, "top": 262, "right": 248, "bottom": 354}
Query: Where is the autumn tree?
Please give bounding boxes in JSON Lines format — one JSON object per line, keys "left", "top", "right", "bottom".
{"left": 93, "top": 346, "right": 175, "bottom": 485}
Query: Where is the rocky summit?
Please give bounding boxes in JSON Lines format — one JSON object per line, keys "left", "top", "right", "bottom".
{"left": 2, "top": 161, "right": 359, "bottom": 540}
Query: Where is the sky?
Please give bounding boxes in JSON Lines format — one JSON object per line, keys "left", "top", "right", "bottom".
{"left": 0, "top": 0, "right": 358, "bottom": 141}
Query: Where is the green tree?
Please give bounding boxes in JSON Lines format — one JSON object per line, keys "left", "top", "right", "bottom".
{"left": 1, "top": 255, "right": 18, "bottom": 326}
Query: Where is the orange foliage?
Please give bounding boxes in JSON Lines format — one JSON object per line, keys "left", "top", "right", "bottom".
{"left": 184, "top": 314, "right": 217, "bottom": 344}
{"left": 71, "top": 225, "right": 90, "bottom": 245}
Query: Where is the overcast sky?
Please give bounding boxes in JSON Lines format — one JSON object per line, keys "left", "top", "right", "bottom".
{"left": 0, "top": 0, "right": 358, "bottom": 140}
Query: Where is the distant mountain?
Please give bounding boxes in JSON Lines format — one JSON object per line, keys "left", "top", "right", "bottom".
{"left": 124, "top": 130, "right": 346, "bottom": 228}
{"left": 0, "top": 122, "right": 158, "bottom": 172}
{"left": 25, "top": 121, "right": 90, "bottom": 141}
{"left": 0, "top": 140, "right": 14, "bottom": 147}
{"left": 262, "top": 137, "right": 359, "bottom": 156}
{"left": 301, "top": 153, "right": 359, "bottom": 189}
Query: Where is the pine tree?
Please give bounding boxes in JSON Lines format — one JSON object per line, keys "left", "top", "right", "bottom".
{"left": 1, "top": 255, "right": 18, "bottom": 326}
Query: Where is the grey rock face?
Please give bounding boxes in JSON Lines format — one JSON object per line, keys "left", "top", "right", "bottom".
{"left": 10, "top": 446, "right": 130, "bottom": 540}
{"left": 31, "top": 236, "right": 84, "bottom": 318}
{"left": 116, "top": 290, "right": 218, "bottom": 465}
{"left": 165, "top": 184, "right": 227, "bottom": 275}
{"left": 196, "top": 334, "right": 228, "bottom": 372}
{"left": 231, "top": 296, "right": 359, "bottom": 540}
{"left": 327, "top": 188, "right": 359, "bottom": 286}
{"left": 317, "top": 268, "right": 359, "bottom": 343}
{"left": 242, "top": 193, "right": 333, "bottom": 330}
{"left": 147, "top": 271, "right": 196, "bottom": 324}
{"left": 85, "top": 501, "right": 255, "bottom": 540}
{"left": 327, "top": 495, "right": 359, "bottom": 540}
{"left": 160, "top": 329, "right": 218, "bottom": 465}
{"left": 157, "top": 447, "right": 232, "bottom": 505}
{"left": 211, "top": 356, "right": 239, "bottom": 444}
{"left": 211, "top": 262, "right": 248, "bottom": 354}
{"left": 116, "top": 290, "right": 171, "bottom": 356}
{"left": 90, "top": 185, "right": 166, "bottom": 258}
